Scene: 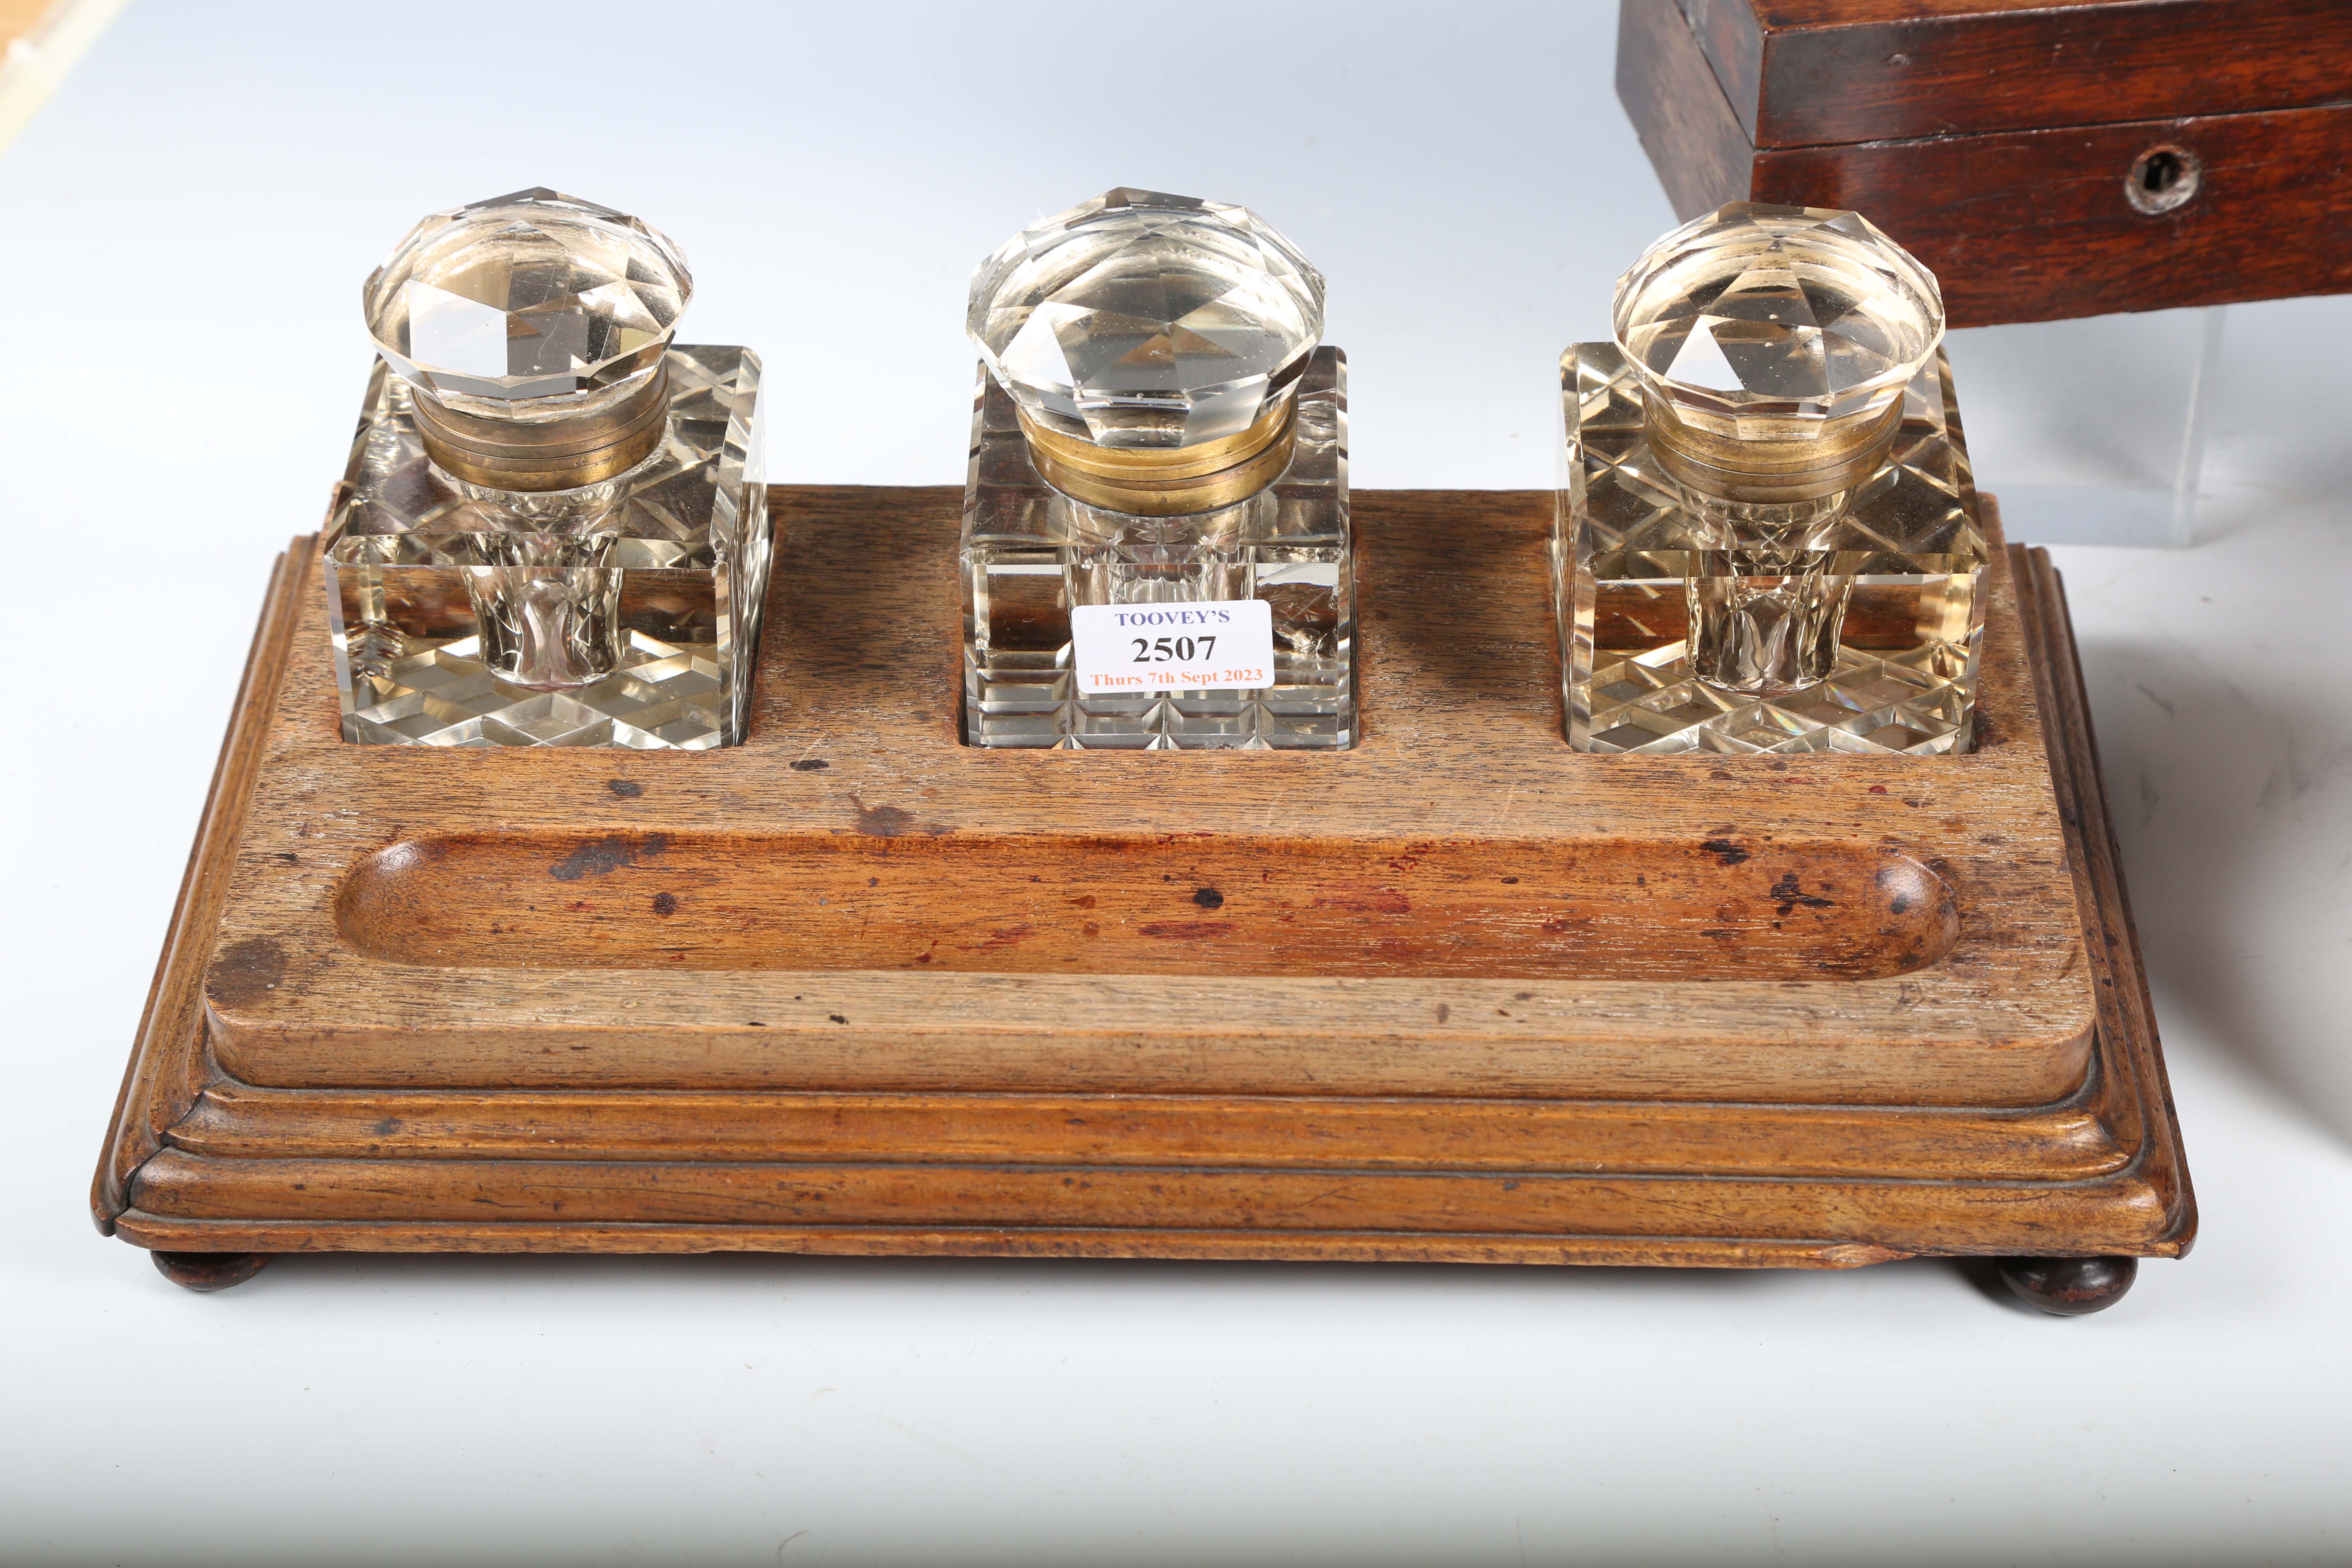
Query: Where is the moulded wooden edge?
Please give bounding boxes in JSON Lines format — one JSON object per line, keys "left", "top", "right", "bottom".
{"left": 91, "top": 545, "right": 307, "bottom": 1234}
{"left": 2011, "top": 544, "right": 2196, "bottom": 1258}
{"left": 113, "top": 1148, "right": 2185, "bottom": 1258}
{"left": 160, "top": 1076, "right": 2133, "bottom": 1182}
{"left": 102, "top": 1217, "right": 1913, "bottom": 1271}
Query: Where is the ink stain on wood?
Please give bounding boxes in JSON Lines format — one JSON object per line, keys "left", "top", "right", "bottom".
{"left": 852, "top": 799, "right": 946, "bottom": 837}
{"left": 1140, "top": 921, "right": 1236, "bottom": 940}
{"left": 1770, "top": 873, "right": 1835, "bottom": 911}
{"left": 207, "top": 936, "right": 288, "bottom": 1009}
{"left": 855, "top": 802, "right": 917, "bottom": 836}
{"left": 550, "top": 835, "right": 667, "bottom": 882}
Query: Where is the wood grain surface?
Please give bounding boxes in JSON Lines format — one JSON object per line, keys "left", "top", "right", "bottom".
{"left": 91, "top": 488, "right": 2195, "bottom": 1270}
{"left": 1679, "top": 0, "right": 2352, "bottom": 147}
{"left": 1616, "top": 0, "right": 2352, "bottom": 325}
{"left": 336, "top": 829, "right": 1961, "bottom": 980}
{"left": 189, "top": 488, "right": 2090, "bottom": 1108}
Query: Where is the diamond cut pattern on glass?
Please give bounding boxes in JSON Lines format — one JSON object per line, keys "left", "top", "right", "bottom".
{"left": 1614, "top": 203, "right": 1942, "bottom": 428}
{"left": 323, "top": 346, "right": 769, "bottom": 749}
{"left": 968, "top": 188, "right": 1325, "bottom": 450}
{"left": 1557, "top": 343, "right": 1985, "bottom": 756}
{"left": 365, "top": 187, "right": 692, "bottom": 414}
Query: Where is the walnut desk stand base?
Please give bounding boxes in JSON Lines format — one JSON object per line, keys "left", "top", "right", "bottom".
{"left": 92, "top": 488, "right": 2194, "bottom": 1314}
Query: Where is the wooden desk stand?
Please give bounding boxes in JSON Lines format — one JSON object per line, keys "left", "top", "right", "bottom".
{"left": 91, "top": 487, "right": 2194, "bottom": 1311}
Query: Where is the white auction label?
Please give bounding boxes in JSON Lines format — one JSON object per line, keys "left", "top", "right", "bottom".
{"left": 1070, "top": 599, "right": 1276, "bottom": 693}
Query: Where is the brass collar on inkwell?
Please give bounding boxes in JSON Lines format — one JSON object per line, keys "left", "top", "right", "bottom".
{"left": 971, "top": 186, "right": 1324, "bottom": 518}
{"left": 404, "top": 363, "right": 672, "bottom": 491}
{"left": 363, "top": 186, "right": 691, "bottom": 494}
{"left": 1614, "top": 202, "right": 1942, "bottom": 515}
{"left": 1014, "top": 390, "right": 1299, "bottom": 516}
{"left": 1639, "top": 392, "right": 1903, "bottom": 509}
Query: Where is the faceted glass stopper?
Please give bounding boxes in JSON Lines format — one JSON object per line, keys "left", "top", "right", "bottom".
{"left": 364, "top": 187, "right": 693, "bottom": 422}
{"left": 967, "top": 187, "right": 1325, "bottom": 450}
{"left": 1612, "top": 203, "right": 1942, "bottom": 439}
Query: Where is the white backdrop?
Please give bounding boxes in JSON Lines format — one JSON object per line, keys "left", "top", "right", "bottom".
{"left": 6, "top": 3, "right": 2352, "bottom": 1563}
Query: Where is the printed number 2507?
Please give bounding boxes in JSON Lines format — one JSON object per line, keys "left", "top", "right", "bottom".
{"left": 1131, "top": 635, "right": 1216, "bottom": 664}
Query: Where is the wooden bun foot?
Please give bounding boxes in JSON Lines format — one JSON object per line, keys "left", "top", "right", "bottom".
{"left": 1997, "top": 1255, "right": 2136, "bottom": 1315}
{"left": 150, "top": 1251, "right": 274, "bottom": 1292}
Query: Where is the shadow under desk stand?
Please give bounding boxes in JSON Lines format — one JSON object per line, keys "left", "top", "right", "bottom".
{"left": 92, "top": 485, "right": 2194, "bottom": 1316}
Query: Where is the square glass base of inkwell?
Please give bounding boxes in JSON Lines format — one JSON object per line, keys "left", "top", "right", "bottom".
{"left": 322, "top": 346, "right": 768, "bottom": 749}
{"left": 960, "top": 347, "right": 1353, "bottom": 751}
{"left": 1555, "top": 344, "right": 1987, "bottom": 756}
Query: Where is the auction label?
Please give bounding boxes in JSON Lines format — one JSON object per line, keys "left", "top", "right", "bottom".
{"left": 1070, "top": 599, "right": 1275, "bottom": 693}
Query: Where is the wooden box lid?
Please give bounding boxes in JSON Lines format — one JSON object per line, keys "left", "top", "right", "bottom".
{"left": 1619, "top": 0, "right": 2352, "bottom": 325}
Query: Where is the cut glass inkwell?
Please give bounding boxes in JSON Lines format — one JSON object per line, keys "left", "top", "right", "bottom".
{"left": 323, "top": 188, "right": 768, "bottom": 748}
{"left": 961, "top": 188, "right": 1353, "bottom": 749}
{"left": 1556, "top": 203, "right": 1986, "bottom": 755}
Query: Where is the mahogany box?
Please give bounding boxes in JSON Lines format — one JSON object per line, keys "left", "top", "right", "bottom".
{"left": 1617, "top": 0, "right": 2352, "bottom": 325}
